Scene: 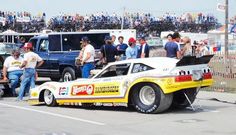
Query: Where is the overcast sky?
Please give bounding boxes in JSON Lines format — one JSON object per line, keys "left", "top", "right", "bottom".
{"left": 0, "top": 0, "right": 235, "bottom": 23}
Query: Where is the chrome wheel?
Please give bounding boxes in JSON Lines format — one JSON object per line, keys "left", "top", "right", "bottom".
{"left": 44, "top": 90, "right": 53, "bottom": 105}
{"left": 139, "top": 86, "right": 156, "bottom": 105}
{"left": 63, "top": 72, "right": 72, "bottom": 82}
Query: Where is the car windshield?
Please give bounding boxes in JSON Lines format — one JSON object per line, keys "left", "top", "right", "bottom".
{"left": 0, "top": 43, "right": 21, "bottom": 54}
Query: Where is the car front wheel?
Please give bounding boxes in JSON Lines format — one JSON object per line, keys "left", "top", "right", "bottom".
{"left": 44, "top": 90, "right": 57, "bottom": 106}
{"left": 131, "top": 83, "right": 173, "bottom": 114}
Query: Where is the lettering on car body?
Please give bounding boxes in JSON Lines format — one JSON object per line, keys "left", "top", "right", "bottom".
{"left": 94, "top": 86, "right": 119, "bottom": 94}
{"left": 59, "top": 87, "right": 69, "bottom": 95}
{"left": 71, "top": 84, "right": 94, "bottom": 96}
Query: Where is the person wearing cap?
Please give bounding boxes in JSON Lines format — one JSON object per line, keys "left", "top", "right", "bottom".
{"left": 137, "top": 36, "right": 150, "bottom": 58}
{"left": 125, "top": 37, "right": 138, "bottom": 59}
{"left": 116, "top": 36, "right": 128, "bottom": 60}
{"left": 2, "top": 50, "right": 23, "bottom": 96}
{"left": 17, "top": 42, "right": 44, "bottom": 101}
{"left": 80, "top": 36, "right": 95, "bottom": 78}
{"left": 100, "top": 35, "right": 118, "bottom": 65}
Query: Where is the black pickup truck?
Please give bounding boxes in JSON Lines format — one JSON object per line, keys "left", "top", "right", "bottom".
{"left": 29, "top": 32, "right": 109, "bottom": 81}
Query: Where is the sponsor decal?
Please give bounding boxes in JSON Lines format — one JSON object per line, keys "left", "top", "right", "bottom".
{"left": 71, "top": 84, "right": 94, "bottom": 96}
{"left": 31, "top": 92, "right": 38, "bottom": 97}
{"left": 94, "top": 86, "right": 119, "bottom": 94}
{"left": 59, "top": 87, "right": 69, "bottom": 95}
{"left": 142, "top": 78, "right": 155, "bottom": 82}
{"left": 167, "top": 78, "right": 173, "bottom": 85}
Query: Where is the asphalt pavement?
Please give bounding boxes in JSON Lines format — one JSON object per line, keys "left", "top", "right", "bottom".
{"left": 0, "top": 78, "right": 236, "bottom": 135}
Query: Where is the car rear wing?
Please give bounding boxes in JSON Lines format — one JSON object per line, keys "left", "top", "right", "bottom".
{"left": 176, "top": 55, "right": 214, "bottom": 66}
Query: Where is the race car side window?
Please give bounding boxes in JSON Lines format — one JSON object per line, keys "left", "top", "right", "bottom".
{"left": 96, "top": 63, "right": 131, "bottom": 78}
{"left": 131, "top": 63, "right": 154, "bottom": 73}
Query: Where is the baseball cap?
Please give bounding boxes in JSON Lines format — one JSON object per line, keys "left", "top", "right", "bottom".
{"left": 128, "top": 37, "right": 136, "bottom": 43}
{"left": 23, "top": 42, "right": 33, "bottom": 49}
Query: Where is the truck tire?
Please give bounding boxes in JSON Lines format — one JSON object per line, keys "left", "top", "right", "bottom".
{"left": 62, "top": 67, "right": 76, "bottom": 82}
{"left": 131, "top": 83, "right": 173, "bottom": 114}
{"left": 171, "top": 88, "right": 197, "bottom": 109}
{"left": 44, "top": 90, "right": 57, "bottom": 106}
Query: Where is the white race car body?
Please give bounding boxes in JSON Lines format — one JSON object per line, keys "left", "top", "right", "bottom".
{"left": 29, "top": 56, "right": 213, "bottom": 113}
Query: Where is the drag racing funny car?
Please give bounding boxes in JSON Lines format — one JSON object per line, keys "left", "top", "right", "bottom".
{"left": 29, "top": 55, "right": 213, "bottom": 114}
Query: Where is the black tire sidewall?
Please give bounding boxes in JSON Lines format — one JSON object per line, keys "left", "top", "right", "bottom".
{"left": 132, "top": 83, "right": 161, "bottom": 113}
{"left": 62, "top": 67, "right": 76, "bottom": 81}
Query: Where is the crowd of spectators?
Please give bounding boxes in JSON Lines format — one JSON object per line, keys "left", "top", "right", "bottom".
{"left": 47, "top": 12, "right": 219, "bottom": 37}
{"left": 0, "top": 11, "right": 46, "bottom": 33}
{"left": 0, "top": 10, "right": 231, "bottom": 36}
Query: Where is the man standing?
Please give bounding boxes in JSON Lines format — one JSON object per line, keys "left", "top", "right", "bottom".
{"left": 126, "top": 37, "right": 138, "bottom": 59}
{"left": 100, "top": 36, "right": 118, "bottom": 65}
{"left": 138, "top": 36, "right": 150, "bottom": 58}
{"left": 17, "top": 42, "right": 44, "bottom": 101}
{"left": 2, "top": 50, "right": 23, "bottom": 96}
{"left": 80, "top": 36, "right": 95, "bottom": 78}
{"left": 164, "top": 32, "right": 181, "bottom": 59}
{"left": 116, "top": 36, "right": 128, "bottom": 60}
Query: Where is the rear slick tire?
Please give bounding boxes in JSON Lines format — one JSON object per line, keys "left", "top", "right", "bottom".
{"left": 131, "top": 83, "right": 173, "bottom": 114}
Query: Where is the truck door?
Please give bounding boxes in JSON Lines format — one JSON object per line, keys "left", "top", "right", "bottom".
{"left": 36, "top": 38, "right": 51, "bottom": 76}
{"left": 47, "top": 34, "right": 62, "bottom": 78}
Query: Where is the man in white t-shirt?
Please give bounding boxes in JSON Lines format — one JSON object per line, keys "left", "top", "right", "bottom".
{"left": 80, "top": 36, "right": 95, "bottom": 78}
{"left": 17, "top": 42, "right": 44, "bottom": 101}
{"left": 2, "top": 50, "right": 23, "bottom": 96}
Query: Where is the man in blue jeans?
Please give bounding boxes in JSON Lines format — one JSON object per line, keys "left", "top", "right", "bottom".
{"left": 2, "top": 50, "right": 23, "bottom": 96}
{"left": 80, "top": 36, "right": 95, "bottom": 78}
{"left": 17, "top": 42, "right": 44, "bottom": 101}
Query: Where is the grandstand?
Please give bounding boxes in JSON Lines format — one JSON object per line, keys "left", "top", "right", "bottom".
{"left": 1, "top": 10, "right": 229, "bottom": 37}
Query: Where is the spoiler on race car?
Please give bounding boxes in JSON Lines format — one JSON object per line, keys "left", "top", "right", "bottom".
{"left": 176, "top": 55, "right": 214, "bottom": 66}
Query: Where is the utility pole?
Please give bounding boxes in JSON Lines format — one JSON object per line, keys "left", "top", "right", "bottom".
{"left": 225, "top": 0, "right": 229, "bottom": 57}
{"left": 225, "top": 0, "right": 232, "bottom": 74}
{"left": 121, "top": 7, "right": 125, "bottom": 30}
